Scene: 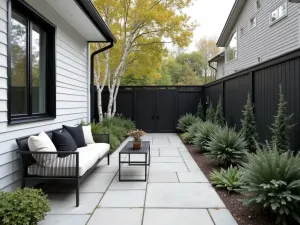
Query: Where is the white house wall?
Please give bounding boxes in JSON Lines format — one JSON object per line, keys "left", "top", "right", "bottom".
{"left": 0, "top": 0, "right": 89, "bottom": 191}
{"left": 224, "top": 0, "right": 300, "bottom": 76}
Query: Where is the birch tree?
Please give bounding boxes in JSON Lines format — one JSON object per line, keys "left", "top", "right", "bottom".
{"left": 93, "top": 0, "right": 196, "bottom": 121}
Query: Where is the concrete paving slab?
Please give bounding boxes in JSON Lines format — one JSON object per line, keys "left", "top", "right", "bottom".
{"left": 160, "top": 149, "right": 181, "bottom": 157}
{"left": 88, "top": 208, "right": 143, "bottom": 225}
{"left": 99, "top": 190, "right": 145, "bottom": 208}
{"left": 177, "top": 172, "right": 209, "bottom": 183}
{"left": 145, "top": 183, "right": 225, "bottom": 208}
{"left": 180, "top": 152, "right": 194, "bottom": 161}
{"left": 39, "top": 215, "right": 90, "bottom": 225}
{"left": 109, "top": 180, "right": 147, "bottom": 190}
{"left": 48, "top": 193, "right": 103, "bottom": 214}
{"left": 151, "top": 157, "right": 183, "bottom": 163}
{"left": 209, "top": 209, "right": 238, "bottom": 225}
{"left": 185, "top": 160, "right": 202, "bottom": 172}
{"left": 143, "top": 209, "right": 214, "bottom": 225}
{"left": 150, "top": 163, "right": 188, "bottom": 173}
{"left": 148, "top": 172, "right": 178, "bottom": 183}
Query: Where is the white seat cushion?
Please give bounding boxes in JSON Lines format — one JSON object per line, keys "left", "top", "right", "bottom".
{"left": 27, "top": 143, "right": 110, "bottom": 177}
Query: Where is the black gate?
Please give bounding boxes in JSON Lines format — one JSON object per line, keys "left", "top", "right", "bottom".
{"left": 93, "top": 86, "right": 203, "bottom": 133}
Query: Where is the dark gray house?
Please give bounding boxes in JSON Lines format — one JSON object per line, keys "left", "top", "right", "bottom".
{"left": 210, "top": 0, "right": 300, "bottom": 79}
{"left": 0, "top": 0, "right": 115, "bottom": 191}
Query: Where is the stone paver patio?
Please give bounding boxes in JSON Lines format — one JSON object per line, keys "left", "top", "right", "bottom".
{"left": 39, "top": 133, "right": 238, "bottom": 225}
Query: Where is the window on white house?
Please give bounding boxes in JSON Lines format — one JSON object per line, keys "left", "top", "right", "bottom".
{"left": 227, "top": 32, "right": 237, "bottom": 62}
{"left": 250, "top": 16, "right": 257, "bottom": 29}
{"left": 256, "top": 0, "right": 261, "bottom": 10}
{"left": 271, "top": 2, "right": 287, "bottom": 23}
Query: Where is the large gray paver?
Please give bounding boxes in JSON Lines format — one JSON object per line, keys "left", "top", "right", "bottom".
{"left": 148, "top": 172, "right": 178, "bottom": 183}
{"left": 39, "top": 215, "right": 90, "bottom": 225}
{"left": 209, "top": 209, "right": 238, "bottom": 225}
{"left": 151, "top": 156, "right": 183, "bottom": 163}
{"left": 160, "top": 149, "right": 181, "bottom": 156}
{"left": 47, "top": 193, "right": 103, "bottom": 214}
{"left": 79, "top": 172, "right": 115, "bottom": 192}
{"left": 99, "top": 190, "right": 145, "bottom": 207}
{"left": 150, "top": 162, "right": 188, "bottom": 173}
{"left": 146, "top": 183, "right": 225, "bottom": 208}
{"left": 109, "top": 180, "right": 147, "bottom": 190}
{"left": 143, "top": 209, "right": 214, "bottom": 225}
{"left": 177, "top": 172, "right": 209, "bottom": 183}
{"left": 88, "top": 208, "right": 143, "bottom": 225}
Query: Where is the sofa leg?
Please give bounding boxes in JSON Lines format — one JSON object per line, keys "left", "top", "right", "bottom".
{"left": 107, "top": 152, "right": 110, "bottom": 165}
{"left": 76, "top": 180, "right": 79, "bottom": 207}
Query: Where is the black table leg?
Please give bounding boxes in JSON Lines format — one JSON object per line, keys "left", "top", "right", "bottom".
{"left": 145, "top": 153, "right": 147, "bottom": 181}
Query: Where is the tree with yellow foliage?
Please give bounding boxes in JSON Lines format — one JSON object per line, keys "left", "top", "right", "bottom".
{"left": 92, "top": 0, "right": 196, "bottom": 121}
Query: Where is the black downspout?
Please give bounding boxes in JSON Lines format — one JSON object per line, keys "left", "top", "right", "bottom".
{"left": 90, "top": 42, "right": 114, "bottom": 122}
{"left": 208, "top": 61, "right": 218, "bottom": 82}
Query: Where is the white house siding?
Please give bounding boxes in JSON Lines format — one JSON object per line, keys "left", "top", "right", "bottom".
{"left": 216, "top": 59, "right": 225, "bottom": 79}
{"left": 224, "top": 0, "right": 300, "bottom": 76}
{"left": 0, "top": 0, "right": 90, "bottom": 191}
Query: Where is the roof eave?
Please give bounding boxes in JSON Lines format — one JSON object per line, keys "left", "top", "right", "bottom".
{"left": 208, "top": 52, "right": 225, "bottom": 63}
{"left": 217, "top": 0, "right": 246, "bottom": 47}
{"left": 74, "top": 0, "right": 117, "bottom": 43}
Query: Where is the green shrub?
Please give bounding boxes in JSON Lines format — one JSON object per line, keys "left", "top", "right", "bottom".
{"left": 214, "top": 96, "right": 225, "bottom": 126}
{"left": 102, "top": 116, "right": 136, "bottom": 132}
{"left": 240, "top": 145, "right": 300, "bottom": 225}
{"left": 193, "top": 121, "right": 219, "bottom": 152}
{"left": 0, "top": 188, "right": 50, "bottom": 225}
{"left": 109, "top": 134, "right": 121, "bottom": 150}
{"left": 196, "top": 100, "right": 205, "bottom": 120}
{"left": 241, "top": 93, "right": 258, "bottom": 153}
{"left": 270, "top": 86, "right": 294, "bottom": 152}
{"left": 180, "top": 132, "right": 191, "bottom": 144}
{"left": 186, "top": 121, "right": 203, "bottom": 144}
{"left": 177, "top": 113, "right": 199, "bottom": 132}
{"left": 99, "top": 125, "right": 127, "bottom": 142}
{"left": 205, "top": 127, "right": 247, "bottom": 167}
{"left": 210, "top": 165, "right": 241, "bottom": 193}
{"left": 79, "top": 120, "right": 102, "bottom": 134}
{"left": 206, "top": 101, "right": 215, "bottom": 122}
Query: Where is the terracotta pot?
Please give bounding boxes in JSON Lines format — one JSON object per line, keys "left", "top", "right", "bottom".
{"left": 132, "top": 141, "right": 142, "bottom": 149}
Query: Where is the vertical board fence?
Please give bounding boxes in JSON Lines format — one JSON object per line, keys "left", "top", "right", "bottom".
{"left": 204, "top": 49, "right": 300, "bottom": 150}
{"left": 93, "top": 86, "right": 204, "bottom": 133}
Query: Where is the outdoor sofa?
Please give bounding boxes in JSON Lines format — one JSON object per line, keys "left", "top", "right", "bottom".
{"left": 16, "top": 128, "right": 110, "bottom": 207}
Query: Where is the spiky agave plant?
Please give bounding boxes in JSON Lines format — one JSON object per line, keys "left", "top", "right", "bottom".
{"left": 205, "top": 126, "right": 247, "bottom": 167}
{"left": 185, "top": 121, "right": 203, "bottom": 144}
{"left": 240, "top": 144, "right": 300, "bottom": 225}
{"left": 193, "top": 121, "right": 219, "bottom": 152}
{"left": 210, "top": 165, "right": 241, "bottom": 193}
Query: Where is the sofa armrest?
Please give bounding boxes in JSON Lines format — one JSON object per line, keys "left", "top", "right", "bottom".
{"left": 93, "top": 134, "right": 110, "bottom": 144}
{"left": 18, "top": 151, "right": 80, "bottom": 177}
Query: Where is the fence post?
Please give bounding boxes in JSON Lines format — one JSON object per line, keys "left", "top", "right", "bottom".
{"left": 222, "top": 81, "right": 226, "bottom": 118}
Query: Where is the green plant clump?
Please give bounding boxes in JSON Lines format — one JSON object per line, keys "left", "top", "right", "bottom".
{"left": 205, "top": 126, "right": 247, "bottom": 167}
{"left": 180, "top": 132, "right": 191, "bottom": 144}
{"left": 210, "top": 165, "right": 241, "bottom": 192}
{"left": 206, "top": 101, "right": 215, "bottom": 122}
{"left": 214, "top": 96, "right": 225, "bottom": 126}
{"left": 193, "top": 121, "right": 219, "bottom": 152}
{"left": 79, "top": 120, "right": 102, "bottom": 134}
{"left": 240, "top": 144, "right": 300, "bottom": 225}
{"left": 177, "top": 113, "right": 199, "bottom": 132}
{"left": 196, "top": 100, "right": 205, "bottom": 120}
{"left": 185, "top": 121, "right": 203, "bottom": 144}
{"left": 0, "top": 188, "right": 50, "bottom": 225}
{"left": 102, "top": 116, "right": 136, "bottom": 132}
{"left": 270, "top": 86, "right": 294, "bottom": 152}
{"left": 241, "top": 93, "right": 258, "bottom": 153}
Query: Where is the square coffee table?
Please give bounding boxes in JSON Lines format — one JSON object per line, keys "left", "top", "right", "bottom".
{"left": 119, "top": 141, "right": 150, "bottom": 182}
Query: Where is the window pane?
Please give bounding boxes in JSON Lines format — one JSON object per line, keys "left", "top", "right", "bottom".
{"left": 227, "top": 32, "right": 237, "bottom": 61}
{"left": 279, "top": 3, "right": 287, "bottom": 18}
{"left": 11, "top": 11, "right": 27, "bottom": 115}
{"left": 251, "top": 17, "right": 257, "bottom": 28}
{"left": 32, "top": 24, "right": 46, "bottom": 114}
{"left": 271, "top": 9, "right": 278, "bottom": 22}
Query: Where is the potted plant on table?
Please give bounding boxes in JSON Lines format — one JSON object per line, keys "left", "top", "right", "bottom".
{"left": 127, "top": 129, "right": 147, "bottom": 149}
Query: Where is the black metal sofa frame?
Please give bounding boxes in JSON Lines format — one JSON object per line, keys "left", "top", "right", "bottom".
{"left": 16, "top": 129, "right": 110, "bottom": 207}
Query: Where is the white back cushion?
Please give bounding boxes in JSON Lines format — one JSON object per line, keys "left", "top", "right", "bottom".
{"left": 82, "top": 125, "right": 95, "bottom": 144}
{"left": 28, "top": 132, "right": 57, "bottom": 166}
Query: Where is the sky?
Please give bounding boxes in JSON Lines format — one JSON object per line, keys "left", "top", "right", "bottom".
{"left": 171, "top": 0, "right": 236, "bottom": 52}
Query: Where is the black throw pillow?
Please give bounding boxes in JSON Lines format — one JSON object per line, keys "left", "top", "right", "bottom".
{"left": 62, "top": 125, "right": 86, "bottom": 148}
{"left": 52, "top": 130, "right": 77, "bottom": 158}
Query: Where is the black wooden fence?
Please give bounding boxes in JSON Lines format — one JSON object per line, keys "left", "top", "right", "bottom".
{"left": 204, "top": 49, "right": 300, "bottom": 150}
{"left": 93, "top": 49, "right": 300, "bottom": 149}
{"left": 93, "top": 86, "right": 204, "bottom": 133}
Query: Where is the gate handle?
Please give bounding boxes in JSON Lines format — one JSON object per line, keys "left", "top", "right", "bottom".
{"left": 157, "top": 115, "right": 160, "bottom": 119}
{"left": 152, "top": 115, "right": 155, "bottom": 120}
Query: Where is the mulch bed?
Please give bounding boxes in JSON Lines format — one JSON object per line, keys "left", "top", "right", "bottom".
{"left": 185, "top": 144, "right": 276, "bottom": 225}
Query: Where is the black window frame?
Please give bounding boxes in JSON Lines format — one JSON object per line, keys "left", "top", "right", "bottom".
{"left": 7, "top": 0, "right": 56, "bottom": 125}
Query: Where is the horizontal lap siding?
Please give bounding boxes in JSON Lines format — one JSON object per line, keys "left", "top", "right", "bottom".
{"left": 0, "top": 0, "right": 89, "bottom": 191}
{"left": 224, "top": 0, "right": 300, "bottom": 76}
